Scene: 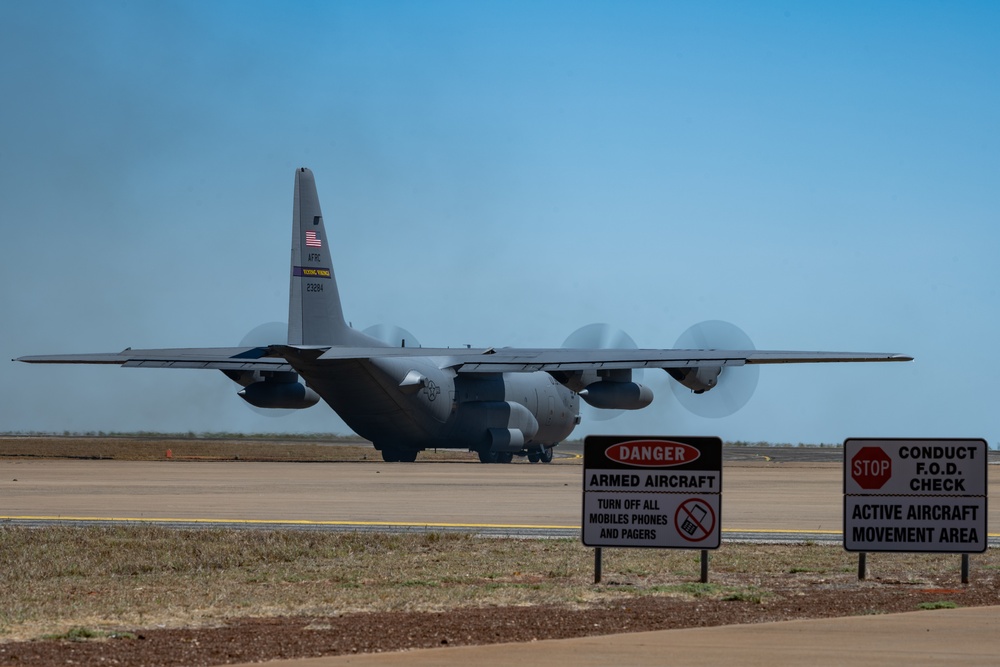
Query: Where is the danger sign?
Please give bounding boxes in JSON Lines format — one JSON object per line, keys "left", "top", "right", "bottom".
{"left": 582, "top": 435, "right": 722, "bottom": 550}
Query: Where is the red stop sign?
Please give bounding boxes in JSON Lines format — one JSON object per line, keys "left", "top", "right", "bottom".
{"left": 851, "top": 446, "right": 892, "bottom": 489}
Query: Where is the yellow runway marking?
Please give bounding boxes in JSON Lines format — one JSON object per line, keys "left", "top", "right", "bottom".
{"left": 726, "top": 528, "right": 838, "bottom": 535}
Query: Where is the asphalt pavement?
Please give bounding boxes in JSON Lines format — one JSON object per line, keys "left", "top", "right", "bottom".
{"left": 230, "top": 605, "right": 1000, "bottom": 667}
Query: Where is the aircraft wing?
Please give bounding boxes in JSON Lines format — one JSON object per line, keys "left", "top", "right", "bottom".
{"left": 17, "top": 344, "right": 912, "bottom": 374}
{"left": 15, "top": 347, "right": 294, "bottom": 372}
{"left": 442, "top": 349, "right": 913, "bottom": 372}
{"left": 298, "top": 346, "right": 912, "bottom": 372}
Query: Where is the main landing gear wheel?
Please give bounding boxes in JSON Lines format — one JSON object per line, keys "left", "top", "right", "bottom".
{"left": 381, "top": 447, "right": 418, "bottom": 463}
{"left": 528, "top": 447, "right": 554, "bottom": 463}
{"left": 477, "top": 450, "right": 513, "bottom": 464}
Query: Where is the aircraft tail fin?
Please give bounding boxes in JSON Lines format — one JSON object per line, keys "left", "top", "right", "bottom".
{"left": 287, "top": 167, "right": 353, "bottom": 345}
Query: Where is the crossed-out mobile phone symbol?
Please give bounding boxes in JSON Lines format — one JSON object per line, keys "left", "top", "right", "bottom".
{"left": 675, "top": 498, "right": 716, "bottom": 542}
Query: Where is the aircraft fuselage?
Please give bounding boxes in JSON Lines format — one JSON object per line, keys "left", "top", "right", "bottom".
{"left": 295, "top": 354, "right": 579, "bottom": 459}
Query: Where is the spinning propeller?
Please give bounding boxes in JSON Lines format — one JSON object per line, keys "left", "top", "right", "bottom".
{"left": 669, "top": 320, "right": 759, "bottom": 418}
{"left": 562, "top": 323, "right": 643, "bottom": 421}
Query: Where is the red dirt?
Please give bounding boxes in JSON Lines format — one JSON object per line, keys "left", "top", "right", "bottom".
{"left": 2, "top": 575, "right": 997, "bottom": 667}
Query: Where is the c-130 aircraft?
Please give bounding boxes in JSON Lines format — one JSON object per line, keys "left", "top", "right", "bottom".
{"left": 18, "top": 168, "right": 911, "bottom": 463}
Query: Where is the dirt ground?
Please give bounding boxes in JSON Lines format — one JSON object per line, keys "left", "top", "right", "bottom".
{"left": 2, "top": 564, "right": 997, "bottom": 667}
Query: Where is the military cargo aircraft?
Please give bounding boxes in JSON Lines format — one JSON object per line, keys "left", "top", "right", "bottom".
{"left": 17, "top": 168, "right": 911, "bottom": 463}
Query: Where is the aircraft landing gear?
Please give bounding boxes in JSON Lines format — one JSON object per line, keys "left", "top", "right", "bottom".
{"left": 380, "top": 447, "right": 418, "bottom": 463}
{"left": 477, "top": 449, "right": 513, "bottom": 464}
{"left": 526, "top": 446, "right": 554, "bottom": 463}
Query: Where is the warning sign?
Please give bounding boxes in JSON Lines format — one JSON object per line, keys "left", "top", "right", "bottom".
{"left": 584, "top": 470, "right": 719, "bottom": 492}
{"left": 582, "top": 436, "right": 722, "bottom": 550}
{"left": 844, "top": 439, "right": 987, "bottom": 496}
{"left": 844, "top": 497, "right": 987, "bottom": 552}
{"left": 582, "top": 492, "right": 720, "bottom": 548}
{"left": 843, "top": 438, "right": 987, "bottom": 554}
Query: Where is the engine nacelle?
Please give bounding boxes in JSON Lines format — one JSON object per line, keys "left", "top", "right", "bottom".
{"left": 667, "top": 366, "right": 722, "bottom": 394}
{"left": 455, "top": 400, "right": 540, "bottom": 453}
{"left": 238, "top": 381, "right": 321, "bottom": 409}
{"left": 579, "top": 381, "right": 653, "bottom": 410}
{"left": 551, "top": 367, "right": 637, "bottom": 393}
{"left": 488, "top": 427, "right": 525, "bottom": 450}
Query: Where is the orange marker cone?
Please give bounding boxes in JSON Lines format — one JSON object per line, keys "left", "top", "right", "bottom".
{"left": 166, "top": 449, "right": 173, "bottom": 459}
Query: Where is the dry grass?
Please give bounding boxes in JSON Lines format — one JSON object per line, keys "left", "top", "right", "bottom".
{"left": 0, "top": 437, "right": 483, "bottom": 463}
{"left": 1, "top": 525, "right": 994, "bottom": 641}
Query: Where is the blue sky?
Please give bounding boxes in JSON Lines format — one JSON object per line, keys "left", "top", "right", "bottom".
{"left": 2, "top": 1, "right": 997, "bottom": 444}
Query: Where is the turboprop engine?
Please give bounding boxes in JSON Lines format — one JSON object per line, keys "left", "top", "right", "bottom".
{"left": 666, "top": 366, "right": 723, "bottom": 394}
{"left": 578, "top": 381, "right": 654, "bottom": 410}
{"left": 667, "top": 321, "right": 760, "bottom": 418}
{"left": 238, "top": 380, "right": 321, "bottom": 409}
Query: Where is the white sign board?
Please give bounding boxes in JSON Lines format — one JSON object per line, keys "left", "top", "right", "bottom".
{"left": 844, "top": 439, "right": 987, "bottom": 496}
{"left": 844, "top": 496, "right": 987, "bottom": 552}
{"left": 843, "top": 438, "right": 988, "bottom": 553}
{"left": 583, "top": 492, "right": 720, "bottom": 548}
{"left": 582, "top": 436, "right": 722, "bottom": 550}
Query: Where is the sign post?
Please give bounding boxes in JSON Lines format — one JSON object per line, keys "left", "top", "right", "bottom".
{"left": 843, "top": 438, "right": 988, "bottom": 580}
{"left": 583, "top": 436, "right": 722, "bottom": 582}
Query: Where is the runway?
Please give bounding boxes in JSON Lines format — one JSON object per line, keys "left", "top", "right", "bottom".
{"left": 3, "top": 458, "right": 998, "bottom": 545}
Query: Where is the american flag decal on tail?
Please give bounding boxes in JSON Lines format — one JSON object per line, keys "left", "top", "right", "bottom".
{"left": 305, "top": 230, "right": 322, "bottom": 248}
